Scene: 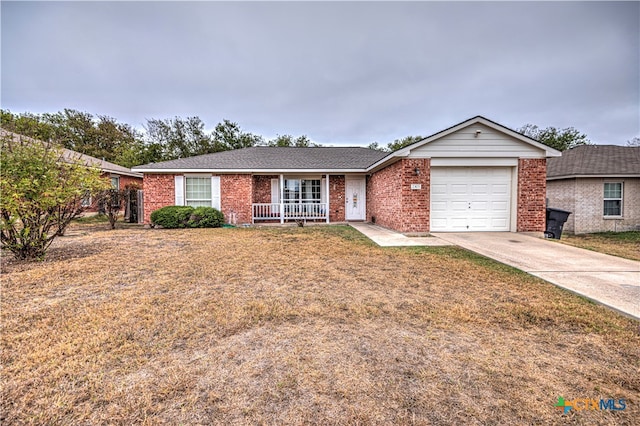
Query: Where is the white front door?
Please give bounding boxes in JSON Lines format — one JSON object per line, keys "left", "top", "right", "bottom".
{"left": 345, "top": 177, "right": 366, "bottom": 220}
{"left": 430, "top": 167, "right": 511, "bottom": 232}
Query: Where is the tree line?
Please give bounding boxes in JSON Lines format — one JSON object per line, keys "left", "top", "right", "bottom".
{"left": 1, "top": 109, "right": 597, "bottom": 170}
{"left": 0, "top": 110, "right": 319, "bottom": 168}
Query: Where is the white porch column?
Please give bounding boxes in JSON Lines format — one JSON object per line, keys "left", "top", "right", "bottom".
{"left": 325, "top": 174, "right": 330, "bottom": 223}
{"left": 279, "top": 174, "right": 284, "bottom": 224}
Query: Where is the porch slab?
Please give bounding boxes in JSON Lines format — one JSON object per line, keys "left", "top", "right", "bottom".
{"left": 349, "top": 222, "right": 453, "bottom": 247}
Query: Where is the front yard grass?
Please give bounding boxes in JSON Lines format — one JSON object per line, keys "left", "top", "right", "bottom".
{"left": 2, "top": 225, "right": 639, "bottom": 425}
{"left": 560, "top": 231, "right": 640, "bottom": 261}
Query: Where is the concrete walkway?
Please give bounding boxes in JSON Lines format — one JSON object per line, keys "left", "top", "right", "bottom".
{"left": 432, "top": 232, "right": 640, "bottom": 320}
{"left": 349, "top": 222, "right": 452, "bottom": 247}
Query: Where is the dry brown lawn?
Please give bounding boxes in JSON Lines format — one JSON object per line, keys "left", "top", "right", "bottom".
{"left": 2, "top": 224, "right": 639, "bottom": 425}
{"left": 559, "top": 231, "right": 640, "bottom": 261}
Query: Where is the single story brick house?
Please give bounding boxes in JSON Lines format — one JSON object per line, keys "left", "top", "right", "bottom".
{"left": 547, "top": 145, "right": 640, "bottom": 234}
{"left": 133, "top": 116, "right": 561, "bottom": 234}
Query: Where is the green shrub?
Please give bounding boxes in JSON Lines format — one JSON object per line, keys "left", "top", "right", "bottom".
{"left": 188, "top": 206, "right": 224, "bottom": 228}
{"left": 150, "top": 206, "right": 194, "bottom": 228}
{"left": 150, "top": 205, "right": 225, "bottom": 229}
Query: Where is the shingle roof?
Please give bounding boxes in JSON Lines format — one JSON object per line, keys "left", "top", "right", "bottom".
{"left": 547, "top": 145, "right": 640, "bottom": 179}
{"left": 0, "top": 128, "right": 142, "bottom": 178}
{"left": 133, "top": 147, "right": 389, "bottom": 171}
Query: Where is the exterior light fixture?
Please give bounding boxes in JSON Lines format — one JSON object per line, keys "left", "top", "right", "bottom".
{"left": 414, "top": 167, "right": 420, "bottom": 176}
{"left": 475, "top": 130, "right": 482, "bottom": 137}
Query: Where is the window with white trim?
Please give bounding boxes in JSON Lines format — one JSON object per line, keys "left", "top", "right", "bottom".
{"left": 603, "top": 182, "right": 623, "bottom": 217}
{"left": 283, "top": 179, "right": 321, "bottom": 203}
{"left": 111, "top": 176, "right": 120, "bottom": 189}
{"left": 185, "top": 177, "right": 212, "bottom": 207}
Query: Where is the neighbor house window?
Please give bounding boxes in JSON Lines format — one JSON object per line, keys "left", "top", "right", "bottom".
{"left": 111, "top": 176, "right": 120, "bottom": 189}
{"left": 185, "top": 177, "right": 212, "bottom": 207}
{"left": 603, "top": 182, "right": 623, "bottom": 217}
{"left": 81, "top": 192, "right": 92, "bottom": 207}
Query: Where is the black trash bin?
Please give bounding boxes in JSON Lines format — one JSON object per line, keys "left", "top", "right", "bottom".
{"left": 545, "top": 207, "right": 571, "bottom": 239}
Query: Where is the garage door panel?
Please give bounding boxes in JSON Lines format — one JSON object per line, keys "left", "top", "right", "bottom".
{"left": 449, "top": 218, "right": 469, "bottom": 230}
{"left": 471, "top": 201, "right": 488, "bottom": 210}
{"left": 431, "top": 167, "right": 511, "bottom": 232}
{"left": 491, "top": 201, "right": 508, "bottom": 211}
{"left": 451, "top": 184, "right": 467, "bottom": 194}
{"left": 491, "top": 184, "right": 508, "bottom": 194}
{"left": 431, "top": 201, "right": 448, "bottom": 212}
{"left": 471, "top": 184, "right": 488, "bottom": 194}
{"left": 431, "top": 184, "right": 447, "bottom": 195}
{"left": 451, "top": 201, "right": 469, "bottom": 212}
{"left": 491, "top": 218, "right": 509, "bottom": 228}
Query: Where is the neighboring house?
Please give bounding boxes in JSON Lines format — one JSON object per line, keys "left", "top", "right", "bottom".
{"left": 0, "top": 128, "right": 143, "bottom": 214}
{"left": 133, "top": 116, "right": 561, "bottom": 234}
{"left": 547, "top": 145, "right": 640, "bottom": 234}
{"left": 77, "top": 155, "right": 143, "bottom": 213}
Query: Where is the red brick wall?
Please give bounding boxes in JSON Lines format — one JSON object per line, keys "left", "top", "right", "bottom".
{"left": 329, "top": 175, "right": 345, "bottom": 222}
{"left": 367, "top": 159, "right": 430, "bottom": 233}
{"left": 143, "top": 174, "right": 176, "bottom": 223}
{"left": 367, "top": 161, "right": 403, "bottom": 230}
{"left": 118, "top": 175, "right": 143, "bottom": 190}
{"left": 221, "top": 174, "right": 253, "bottom": 225}
{"left": 399, "top": 159, "right": 430, "bottom": 233}
{"left": 517, "top": 158, "right": 547, "bottom": 232}
{"left": 252, "top": 175, "right": 277, "bottom": 203}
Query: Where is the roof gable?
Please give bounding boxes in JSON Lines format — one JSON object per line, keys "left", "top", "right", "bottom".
{"left": 367, "top": 116, "right": 561, "bottom": 171}
{"left": 547, "top": 145, "right": 640, "bottom": 179}
{"left": 398, "top": 116, "right": 560, "bottom": 157}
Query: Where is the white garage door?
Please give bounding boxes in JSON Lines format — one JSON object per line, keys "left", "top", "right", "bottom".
{"left": 431, "top": 167, "right": 511, "bottom": 232}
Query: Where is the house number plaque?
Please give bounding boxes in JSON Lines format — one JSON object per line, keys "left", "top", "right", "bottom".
{"left": 410, "top": 184, "right": 422, "bottom": 190}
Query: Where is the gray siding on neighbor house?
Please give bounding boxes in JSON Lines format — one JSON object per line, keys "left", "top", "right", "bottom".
{"left": 547, "top": 177, "right": 640, "bottom": 234}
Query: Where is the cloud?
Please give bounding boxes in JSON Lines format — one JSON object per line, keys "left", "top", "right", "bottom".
{"left": 2, "top": 1, "right": 638, "bottom": 145}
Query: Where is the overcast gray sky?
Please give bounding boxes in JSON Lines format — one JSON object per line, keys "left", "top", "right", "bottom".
{"left": 2, "top": 1, "right": 639, "bottom": 146}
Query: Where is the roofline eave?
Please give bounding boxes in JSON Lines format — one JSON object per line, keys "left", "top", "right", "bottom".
{"left": 133, "top": 168, "right": 371, "bottom": 174}
{"left": 547, "top": 174, "right": 640, "bottom": 180}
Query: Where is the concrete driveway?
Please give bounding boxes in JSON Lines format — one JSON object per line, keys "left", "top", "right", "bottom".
{"left": 431, "top": 232, "right": 640, "bottom": 320}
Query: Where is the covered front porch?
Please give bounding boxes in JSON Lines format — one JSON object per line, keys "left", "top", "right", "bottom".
{"left": 252, "top": 174, "right": 331, "bottom": 224}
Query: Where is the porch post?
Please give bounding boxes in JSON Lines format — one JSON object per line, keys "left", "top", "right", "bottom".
{"left": 279, "top": 174, "right": 284, "bottom": 224}
{"left": 325, "top": 174, "right": 330, "bottom": 223}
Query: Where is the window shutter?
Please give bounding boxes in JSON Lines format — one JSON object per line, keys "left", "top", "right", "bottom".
{"left": 271, "top": 179, "right": 280, "bottom": 203}
{"left": 271, "top": 178, "right": 280, "bottom": 214}
{"left": 174, "top": 175, "right": 184, "bottom": 205}
{"left": 211, "top": 176, "right": 221, "bottom": 210}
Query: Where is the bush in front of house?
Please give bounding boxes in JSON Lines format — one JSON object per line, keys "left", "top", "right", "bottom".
{"left": 150, "top": 205, "right": 225, "bottom": 229}
{"left": 150, "top": 206, "right": 195, "bottom": 228}
{"left": 188, "top": 206, "right": 224, "bottom": 228}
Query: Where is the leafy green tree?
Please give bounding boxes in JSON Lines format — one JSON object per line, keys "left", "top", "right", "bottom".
{"left": 266, "top": 134, "right": 317, "bottom": 147}
{"left": 367, "top": 141, "right": 387, "bottom": 151}
{"left": 145, "top": 116, "right": 216, "bottom": 160}
{"left": 212, "top": 119, "right": 263, "bottom": 150}
{"left": 518, "top": 124, "right": 591, "bottom": 151}
{"left": 1, "top": 133, "right": 109, "bottom": 260}
{"left": 386, "top": 135, "right": 424, "bottom": 152}
{"left": 1, "top": 109, "right": 141, "bottom": 165}
{"left": 367, "top": 135, "right": 424, "bottom": 152}
{"left": 97, "top": 189, "right": 125, "bottom": 230}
